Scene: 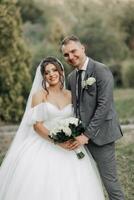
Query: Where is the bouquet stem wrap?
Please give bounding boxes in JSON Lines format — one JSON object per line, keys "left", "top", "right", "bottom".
{"left": 74, "top": 147, "right": 85, "bottom": 159}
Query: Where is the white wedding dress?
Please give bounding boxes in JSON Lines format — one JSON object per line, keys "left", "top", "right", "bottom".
{"left": 0, "top": 102, "right": 105, "bottom": 200}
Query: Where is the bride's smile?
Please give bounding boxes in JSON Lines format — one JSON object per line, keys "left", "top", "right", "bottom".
{"left": 45, "top": 64, "right": 61, "bottom": 86}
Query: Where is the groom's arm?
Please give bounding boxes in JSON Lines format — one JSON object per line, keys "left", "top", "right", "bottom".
{"left": 84, "top": 64, "right": 114, "bottom": 140}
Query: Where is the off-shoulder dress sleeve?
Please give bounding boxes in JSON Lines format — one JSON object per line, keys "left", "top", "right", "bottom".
{"left": 26, "top": 103, "right": 47, "bottom": 126}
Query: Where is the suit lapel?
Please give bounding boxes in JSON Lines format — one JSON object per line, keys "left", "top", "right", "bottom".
{"left": 84, "top": 57, "right": 95, "bottom": 81}
{"left": 81, "top": 58, "right": 95, "bottom": 96}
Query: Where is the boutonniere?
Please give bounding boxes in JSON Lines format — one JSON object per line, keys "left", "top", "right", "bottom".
{"left": 82, "top": 77, "right": 96, "bottom": 89}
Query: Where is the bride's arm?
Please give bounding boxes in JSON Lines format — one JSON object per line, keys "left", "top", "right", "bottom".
{"left": 34, "top": 122, "right": 73, "bottom": 150}
{"left": 31, "top": 91, "right": 52, "bottom": 141}
{"left": 33, "top": 122, "right": 51, "bottom": 141}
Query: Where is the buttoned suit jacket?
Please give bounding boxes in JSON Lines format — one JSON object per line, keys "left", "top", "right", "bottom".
{"left": 67, "top": 57, "right": 123, "bottom": 145}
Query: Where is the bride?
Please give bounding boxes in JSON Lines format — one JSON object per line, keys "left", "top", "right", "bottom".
{"left": 0, "top": 56, "right": 105, "bottom": 200}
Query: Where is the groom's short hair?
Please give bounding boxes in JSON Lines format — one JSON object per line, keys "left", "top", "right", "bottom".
{"left": 61, "top": 35, "right": 81, "bottom": 46}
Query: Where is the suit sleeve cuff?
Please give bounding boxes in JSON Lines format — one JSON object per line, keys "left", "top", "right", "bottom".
{"left": 84, "top": 128, "right": 100, "bottom": 141}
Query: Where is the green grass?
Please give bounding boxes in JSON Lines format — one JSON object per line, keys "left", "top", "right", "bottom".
{"left": 114, "top": 89, "right": 134, "bottom": 124}
{"left": 104, "top": 141, "right": 134, "bottom": 200}
{"left": 116, "top": 143, "right": 134, "bottom": 200}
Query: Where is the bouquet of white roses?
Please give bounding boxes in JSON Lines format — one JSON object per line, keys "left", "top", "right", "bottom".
{"left": 49, "top": 117, "right": 85, "bottom": 159}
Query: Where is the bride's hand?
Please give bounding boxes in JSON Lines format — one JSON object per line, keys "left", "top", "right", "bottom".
{"left": 57, "top": 140, "right": 72, "bottom": 150}
{"left": 75, "top": 134, "right": 89, "bottom": 145}
{"left": 59, "top": 139, "right": 80, "bottom": 150}
{"left": 66, "top": 134, "right": 89, "bottom": 150}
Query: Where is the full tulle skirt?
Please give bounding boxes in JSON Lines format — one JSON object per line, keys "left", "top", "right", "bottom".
{"left": 0, "top": 131, "right": 105, "bottom": 200}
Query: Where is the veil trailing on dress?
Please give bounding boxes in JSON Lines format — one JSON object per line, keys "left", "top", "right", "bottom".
{"left": 0, "top": 57, "right": 65, "bottom": 168}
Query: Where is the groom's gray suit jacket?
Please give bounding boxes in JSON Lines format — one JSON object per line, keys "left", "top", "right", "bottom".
{"left": 67, "top": 58, "right": 123, "bottom": 145}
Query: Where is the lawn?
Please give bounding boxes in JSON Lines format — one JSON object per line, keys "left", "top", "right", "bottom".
{"left": 116, "top": 144, "right": 134, "bottom": 200}
{"left": 114, "top": 89, "right": 134, "bottom": 124}
{"left": 104, "top": 129, "right": 134, "bottom": 200}
{"left": 116, "top": 139, "right": 134, "bottom": 200}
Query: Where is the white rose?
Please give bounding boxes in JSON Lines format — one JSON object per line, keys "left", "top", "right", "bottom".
{"left": 62, "top": 126, "right": 72, "bottom": 136}
{"left": 67, "top": 117, "right": 79, "bottom": 126}
{"left": 82, "top": 77, "right": 96, "bottom": 88}
{"left": 86, "top": 77, "right": 96, "bottom": 85}
{"left": 50, "top": 126, "right": 62, "bottom": 136}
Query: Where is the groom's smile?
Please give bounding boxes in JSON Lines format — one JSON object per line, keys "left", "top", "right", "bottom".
{"left": 62, "top": 40, "right": 86, "bottom": 69}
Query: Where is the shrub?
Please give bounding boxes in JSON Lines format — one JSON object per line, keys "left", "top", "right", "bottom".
{"left": 0, "top": 0, "right": 32, "bottom": 123}
{"left": 109, "top": 64, "right": 123, "bottom": 87}
{"left": 122, "top": 61, "right": 134, "bottom": 88}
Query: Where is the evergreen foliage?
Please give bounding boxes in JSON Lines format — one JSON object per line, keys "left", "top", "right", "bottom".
{"left": 0, "top": 0, "right": 32, "bottom": 122}
{"left": 17, "top": 0, "right": 46, "bottom": 24}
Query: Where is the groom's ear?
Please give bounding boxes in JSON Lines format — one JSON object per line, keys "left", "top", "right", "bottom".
{"left": 81, "top": 45, "right": 86, "bottom": 53}
{"left": 82, "top": 44, "right": 88, "bottom": 54}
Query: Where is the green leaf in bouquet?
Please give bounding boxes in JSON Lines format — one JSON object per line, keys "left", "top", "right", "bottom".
{"left": 49, "top": 130, "right": 72, "bottom": 143}
{"left": 69, "top": 122, "right": 85, "bottom": 137}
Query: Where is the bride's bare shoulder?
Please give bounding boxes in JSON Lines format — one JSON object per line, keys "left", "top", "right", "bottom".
{"left": 64, "top": 89, "right": 72, "bottom": 99}
{"left": 32, "top": 89, "right": 47, "bottom": 107}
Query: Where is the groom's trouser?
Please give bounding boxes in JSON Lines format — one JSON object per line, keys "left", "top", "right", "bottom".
{"left": 86, "top": 141, "right": 125, "bottom": 200}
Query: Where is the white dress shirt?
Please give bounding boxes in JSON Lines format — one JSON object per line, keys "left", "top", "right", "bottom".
{"left": 76, "top": 57, "right": 89, "bottom": 97}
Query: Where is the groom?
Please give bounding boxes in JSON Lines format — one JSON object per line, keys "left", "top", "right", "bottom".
{"left": 61, "top": 35, "right": 124, "bottom": 200}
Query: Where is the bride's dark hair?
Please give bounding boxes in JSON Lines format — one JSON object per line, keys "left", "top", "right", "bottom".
{"left": 40, "top": 56, "right": 64, "bottom": 93}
